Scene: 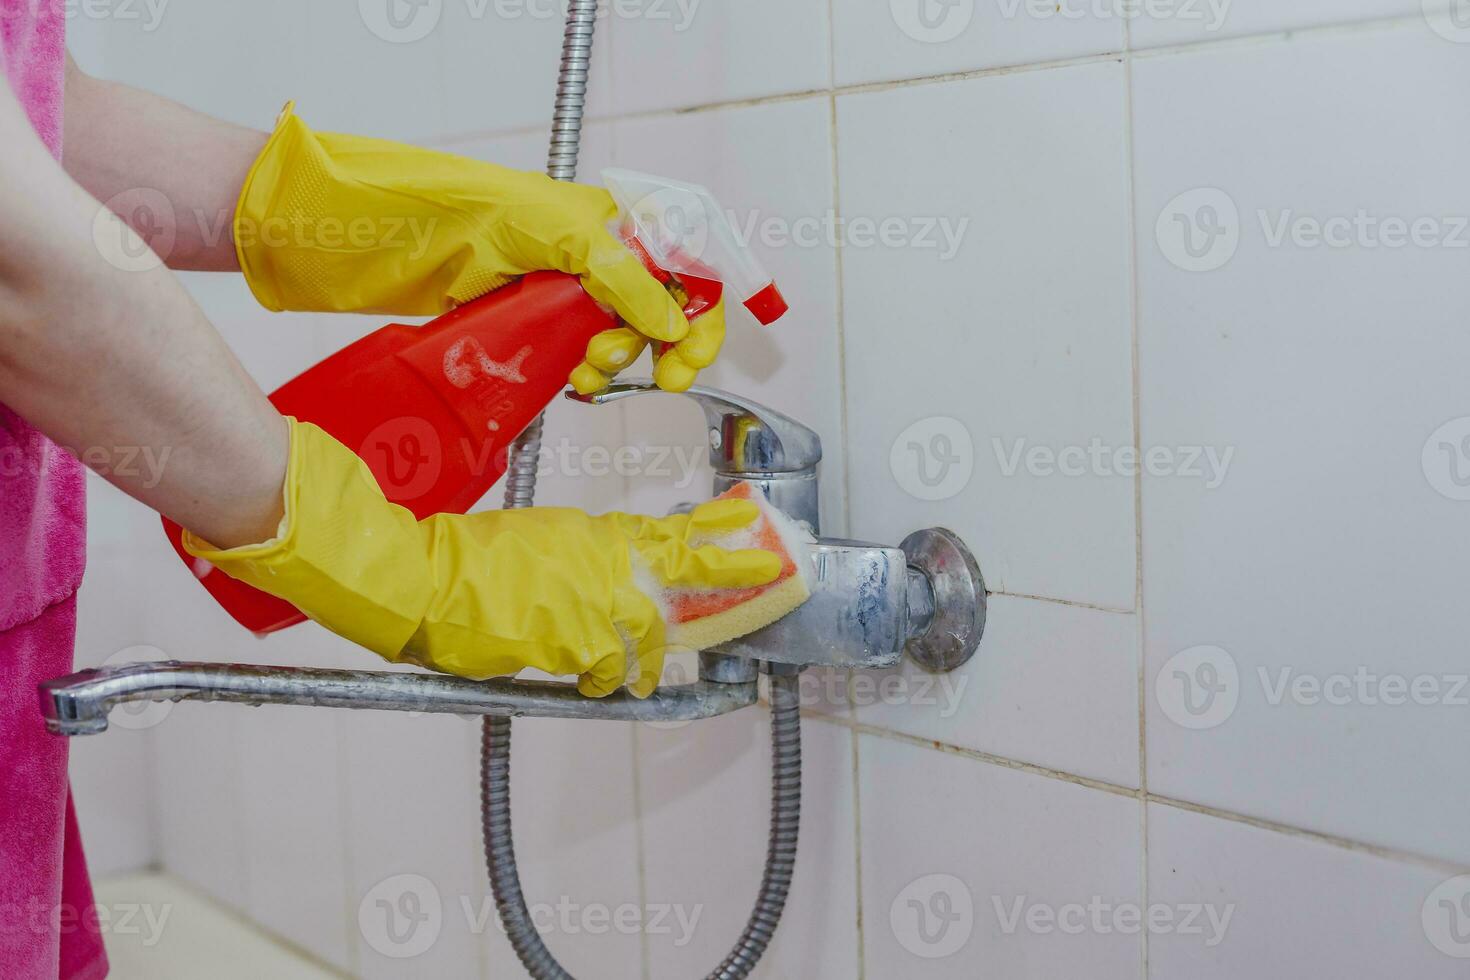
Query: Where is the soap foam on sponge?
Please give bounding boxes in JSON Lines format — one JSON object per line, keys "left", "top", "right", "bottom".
{"left": 661, "top": 483, "right": 814, "bottom": 652}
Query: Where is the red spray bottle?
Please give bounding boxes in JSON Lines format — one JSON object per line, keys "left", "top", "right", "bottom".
{"left": 162, "top": 169, "right": 788, "bottom": 634}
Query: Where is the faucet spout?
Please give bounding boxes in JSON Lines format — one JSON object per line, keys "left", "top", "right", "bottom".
{"left": 40, "top": 662, "right": 758, "bottom": 737}
{"left": 40, "top": 533, "right": 982, "bottom": 737}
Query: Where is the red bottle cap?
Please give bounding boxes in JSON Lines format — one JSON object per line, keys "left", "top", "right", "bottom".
{"left": 743, "top": 282, "right": 789, "bottom": 325}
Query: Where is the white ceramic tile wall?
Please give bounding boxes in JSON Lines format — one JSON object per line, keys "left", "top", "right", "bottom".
{"left": 855, "top": 595, "right": 1141, "bottom": 788}
{"left": 1134, "top": 24, "right": 1470, "bottom": 864}
{"left": 296, "top": 5, "right": 450, "bottom": 142}
{"left": 838, "top": 63, "right": 1137, "bottom": 610}
{"left": 609, "top": 100, "right": 847, "bottom": 531}
{"left": 440, "top": 3, "right": 613, "bottom": 137}
{"left": 339, "top": 711, "right": 485, "bottom": 980}
{"left": 832, "top": 0, "right": 1124, "bottom": 87}
{"left": 1146, "top": 804, "right": 1462, "bottom": 978}
{"left": 638, "top": 709, "right": 859, "bottom": 978}
{"left": 76, "top": 0, "right": 305, "bottom": 129}
{"left": 1128, "top": 0, "right": 1432, "bottom": 49}
{"left": 477, "top": 711, "right": 643, "bottom": 980}
{"left": 149, "top": 703, "right": 250, "bottom": 911}
{"left": 605, "top": 0, "right": 831, "bottom": 114}
{"left": 859, "top": 736, "right": 1143, "bottom": 978}
{"left": 69, "top": 548, "right": 155, "bottom": 878}
{"left": 234, "top": 706, "right": 355, "bottom": 972}
{"left": 64, "top": 6, "right": 1470, "bottom": 979}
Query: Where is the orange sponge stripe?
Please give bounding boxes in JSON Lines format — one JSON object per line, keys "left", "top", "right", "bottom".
{"left": 662, "top": 483, "right": 812, "bottom": 651}
{"left": 667, "top": 574, "right": 811, "bottom": 653}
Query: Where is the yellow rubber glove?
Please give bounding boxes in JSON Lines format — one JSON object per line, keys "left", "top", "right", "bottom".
{"left": 235, "top": 103, "right": 722, "bottom": 391}
{"left": 571, "top": 293, "right": 727, "bottom": 395}
{"left": 181, "top": 419, "right": 781, "bottom": 698}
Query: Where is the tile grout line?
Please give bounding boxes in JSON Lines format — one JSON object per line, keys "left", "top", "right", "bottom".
{"left": 848, "top": 725, "right": 868, "bottom": 980}
{"left": 822, "top": 0, "right": 867, "bottom": 973}
{"left": 804, "top": 713, "right": 1470, "bottom": 877}
{"left": 828, "top": 88, "right": 853, "bottom": 539}
{"left": 629, "top": 722, "right": 653, "bottom": 980}
{"left": 599, "top": 98, "right": 654, "bottom": 980}
{"left": 832, "top": 716, "right": 1144, "bottom": 799}
{"left": 331, "top": 715, "right": 361, "bottom": 978}
{"left": 439, "top": 50, "right": 1117, "bottom": 146}
{"left": 1119, "top": 15, "right": 1151, "bottom": 973}
{"left": 228, "top": 713, "right": 256, "bottom": 950}
{"left": 437, "top": 12, "right": 1432, "bottom": 149}
{"left": 141, "top": 721, "right": 165, "bottom": 891}
{"left": 593, "top": 91, "right": 656, "bottom": 980}
{"left": 1146, "top": 794, "right": 1470, "bottom": 877}
{"left": 989, "top": 589, "right": 1133, "bottom": 614}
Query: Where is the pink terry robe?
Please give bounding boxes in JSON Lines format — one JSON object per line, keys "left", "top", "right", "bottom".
{"left": 0, "top": 1, "right": 109, "bottom": 977}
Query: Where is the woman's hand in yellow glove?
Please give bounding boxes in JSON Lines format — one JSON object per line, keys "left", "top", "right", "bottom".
{"left": 182, "top": 419, "right": 781, "bottom": 698}
{"left": 409, "top": 496, "right": 779, "bottom": 697}
{"left": 235, "top": 103, "right": 718, "bottom": 390}
{"left": 570, "top": 293, "right": 727, "bottom": 396}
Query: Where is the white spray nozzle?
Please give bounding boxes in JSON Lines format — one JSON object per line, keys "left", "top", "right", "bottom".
{"left": 601, "top": 168, "right": 788, "bottom": 325}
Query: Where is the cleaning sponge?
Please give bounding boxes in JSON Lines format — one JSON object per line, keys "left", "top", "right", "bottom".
{"left": 660, "top": 483, "right": 814, "bottom": 652}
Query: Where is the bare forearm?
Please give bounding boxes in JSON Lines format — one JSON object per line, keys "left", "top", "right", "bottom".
{"left": 62, "top": 57, "right": 266, "bottom": 272}
{"left": 1, "top": 81, "right": 285, "bottom": 548}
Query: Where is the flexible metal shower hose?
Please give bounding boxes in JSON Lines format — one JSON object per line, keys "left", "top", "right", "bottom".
{"left": 483, "top": 676, "right": 803, "bottom": 980}
{"left": 480, "top": 2, "right": 802, "bottom": 976}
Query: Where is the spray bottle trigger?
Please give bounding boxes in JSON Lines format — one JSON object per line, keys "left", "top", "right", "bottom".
{"left": 621, "top": 226, "right": 723, "bottom": 324}
{"left": 603, "top": 167, "right": 788, "bottom": 327}
{"left": 621, "top": 230, "right": 673, "bottom": 287}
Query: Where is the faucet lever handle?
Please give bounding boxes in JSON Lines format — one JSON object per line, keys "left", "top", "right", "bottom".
{"left": 567, "top": 380, "right": 822, "bottom": 475}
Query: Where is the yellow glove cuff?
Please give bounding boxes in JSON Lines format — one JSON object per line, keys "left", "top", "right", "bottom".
{"left": 182, "top": 419, "right": 433, "bottom": 660}
{"left": 233, "top": 102, "right": 517, "bottom": 314}
{"left": 232, "top": 101, "right": 298, "bottom": 312}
